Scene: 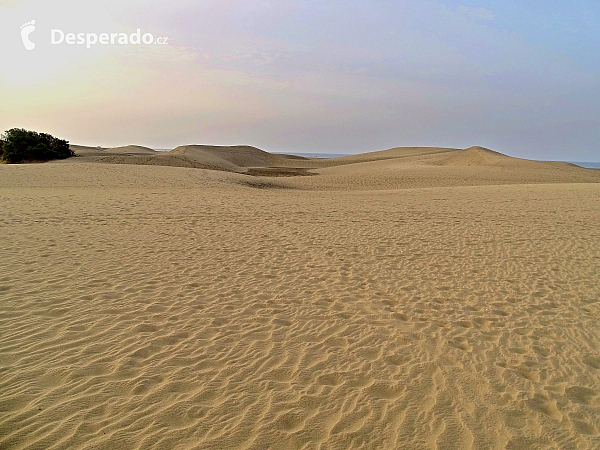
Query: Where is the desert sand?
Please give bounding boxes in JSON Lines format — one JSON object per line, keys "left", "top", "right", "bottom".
{"left": 1, "top": 145, "right": 599, "bottom": 449}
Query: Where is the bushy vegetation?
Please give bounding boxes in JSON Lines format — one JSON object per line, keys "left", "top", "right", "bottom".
{"left": 0, "top": 128, "right": 73, "bottom": 163}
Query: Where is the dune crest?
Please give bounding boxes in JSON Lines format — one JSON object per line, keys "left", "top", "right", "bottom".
{"left": 441, "top": 146, "right": 514, "bottom": 166}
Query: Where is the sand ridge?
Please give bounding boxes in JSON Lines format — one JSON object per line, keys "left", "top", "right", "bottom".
{"left": 69, "top": 144, "right": 312, "bottom": 175}
{"left": 68, "top": 144, "right": 600, "bottom": 189}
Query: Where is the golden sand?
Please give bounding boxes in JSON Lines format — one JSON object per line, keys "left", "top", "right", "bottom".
{"left": 0, "top": 147, "right": 599, "bottom": 449}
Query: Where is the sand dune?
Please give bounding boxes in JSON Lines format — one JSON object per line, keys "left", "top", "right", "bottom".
{"left": 283, "top": 146, "right": 600, "bottom": 190}
{"left": 164, "top": 144, "right": 297, "bottom": 173}
{"left": 69, "top": 144, "right": 108, "bottom": 156}
{"left": 105, "top": 145, "right": 156, "bottom": 155}
{"left": 429, "top": 146, "right": 575, "bottom": 169}
{"left": 313, "top": 146, "right": 458, "bottom": 166}
{"left": 67, "top": 143, "right": 600, "bottom": 189}
{"left": 69, "top": 144, "right": 156, "bottom": 158}
{"left": 434, "top": 145, "right": 521, "bottom": 166}
{"left": 169, "top": 145, "right": 297, "bottom": 168}
{"left": 70, "top": 144, "right": 310, "bottom": 175}
{"left": 1, "top": 152, "right": 599, "bottom": 449}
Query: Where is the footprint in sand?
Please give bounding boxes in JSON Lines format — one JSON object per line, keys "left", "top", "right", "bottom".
{"left": 20, "top": 20, "right": 36, "bottom": 50}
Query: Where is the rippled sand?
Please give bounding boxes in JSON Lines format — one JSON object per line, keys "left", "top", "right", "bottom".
{"left": 1, "top": 162, "right": 599, "bottom": 449}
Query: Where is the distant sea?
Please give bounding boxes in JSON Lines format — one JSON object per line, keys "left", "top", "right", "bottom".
{"left": 568, "top": 161, "right": 600, "bottom": 169}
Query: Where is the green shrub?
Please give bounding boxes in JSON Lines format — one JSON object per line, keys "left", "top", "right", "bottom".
{"left": 0, "top": 128, "right": 74, "bottom": 163}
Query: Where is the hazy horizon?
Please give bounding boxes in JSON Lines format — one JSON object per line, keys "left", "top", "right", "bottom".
{"left": 1, "top": 0, "right": 599, "bottom": 160}
{"left": 77, "top": 146, "right": 600, "bottom": 164}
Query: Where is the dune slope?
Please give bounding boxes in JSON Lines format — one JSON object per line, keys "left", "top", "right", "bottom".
{"left": 286, "top": 146, "right": 600, "bottom": 190}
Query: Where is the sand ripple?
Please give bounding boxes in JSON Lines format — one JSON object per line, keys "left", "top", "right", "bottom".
{"left": 1, "top": 164, "right": 599, "bottom": 449}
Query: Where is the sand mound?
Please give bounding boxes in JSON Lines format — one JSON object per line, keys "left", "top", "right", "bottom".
{"left": 169, "top": 145, "right": 287, "bottom": 167}
{"left": 105, "top": 145, "right": 156, "bottom": 155}
{"left": 439, "top": 146, "right": 513, "bottom": 166}
{"left": 165, "top": 145, "right": 312, "bottom": 174}
{"left": 164, "top": 145, "right": 270, "bottom": 173}
{"left": 271, "top": 147, "right": 459, "bottom": 170}
{"left": 428, "top": 146, "right": 568, "bottom": 169}
{"left": 331, "top": 146, "right": 458, "bottom": 164}
{"left": 69, "top": 145, "right": 107, "bottom": 156}
{"left": 70, "top": 145, "right": 156, "bottom": 155}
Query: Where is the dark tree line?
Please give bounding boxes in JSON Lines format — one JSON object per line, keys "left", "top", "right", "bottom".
{"left": 0, "top": 128, "right": 74, "bottom": 163}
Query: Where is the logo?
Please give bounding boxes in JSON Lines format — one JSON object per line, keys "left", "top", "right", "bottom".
{"left": 17, "top": 20, "right": 169, "bottom": 51}
{"left": 20, "top": 20, "right": 36, "bottom": 50}
{"left": 51, "top": 29, "right": 168, "bottom": 48}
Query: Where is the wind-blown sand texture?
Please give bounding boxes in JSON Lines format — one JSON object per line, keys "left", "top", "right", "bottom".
{"left": 1, "top": 146, "right": 599, "bottom": 449}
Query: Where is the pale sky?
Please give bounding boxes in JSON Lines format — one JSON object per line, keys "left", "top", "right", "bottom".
{"left": 1, "top": 0, "right": 599, "bottom": 160}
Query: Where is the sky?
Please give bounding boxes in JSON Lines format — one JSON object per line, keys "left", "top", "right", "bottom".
{"left": 1, "top": 0, "right": 599, "bottom": 160}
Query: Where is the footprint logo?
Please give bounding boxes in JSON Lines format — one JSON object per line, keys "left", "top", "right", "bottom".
{"left": 20, "top": 20, "right": 36, "bottom": 50}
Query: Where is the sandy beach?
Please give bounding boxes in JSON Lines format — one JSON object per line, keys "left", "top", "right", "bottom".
{"left": 1, "top": 147, "right": 599, "bottom": 449}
